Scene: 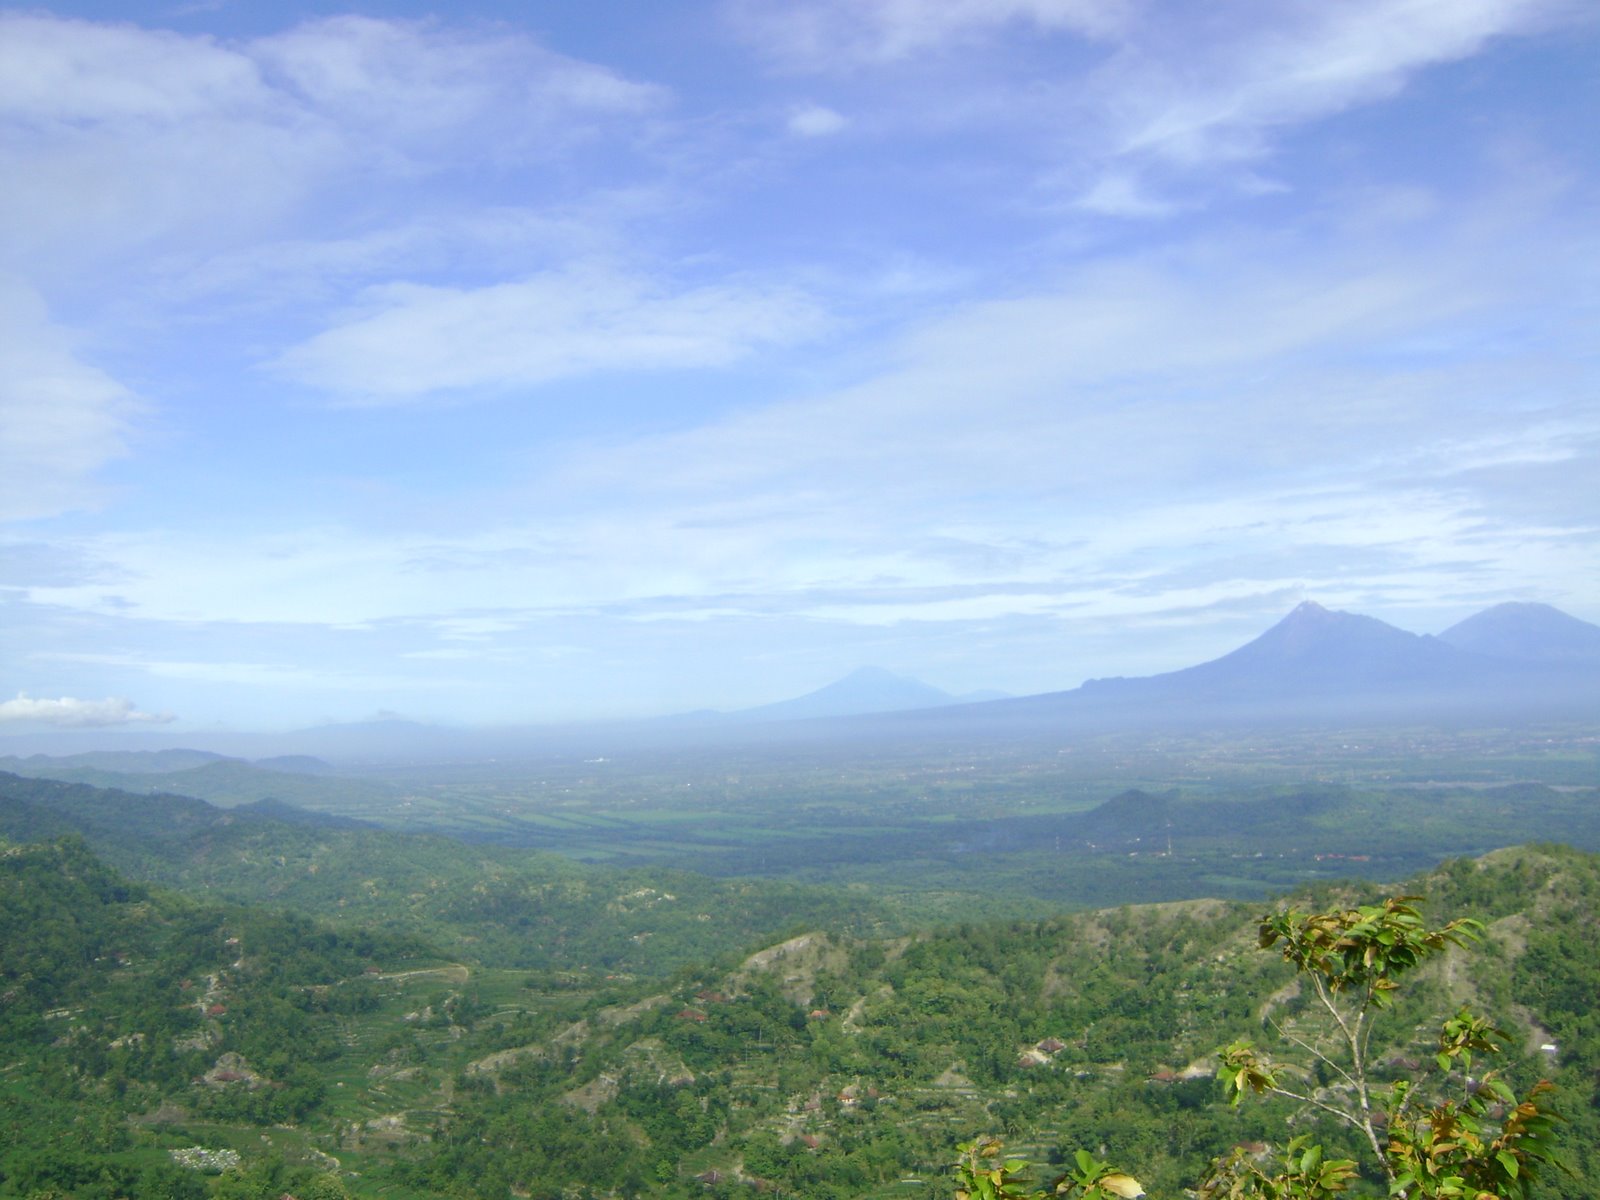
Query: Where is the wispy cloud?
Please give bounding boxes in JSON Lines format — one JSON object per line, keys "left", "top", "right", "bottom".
{"left": 728, "top": 0, "right": 1583, "bottom": 215}
{"left": 1102, "top": 0, "right": 1572, "bottom": 167}
{"left": 0, "top": 12, "right": 664, "bottom": 276}
{"left": 46, "top": 651, "right": 450, "bottom": 693}
{"left": 21, "top": 174, "right": 1593, "bottom": 637}
{"left": 729, "top": 0, "right": 1129, "bottom": 68}
{"left": 0, "top": 281, "right": 139, "bottom": 520}
{"left": 276, "top": 267, "right": 828, "bottom": 401}
{"left": 253, "top": 15, "right": 661, "bottom": 131}
{"left": 787, "top": 103, "right": 848, "bottom": 137}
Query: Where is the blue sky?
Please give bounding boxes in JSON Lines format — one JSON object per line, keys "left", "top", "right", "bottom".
{"left": 2, "top": 0, "right": 1597, "bottom": 731}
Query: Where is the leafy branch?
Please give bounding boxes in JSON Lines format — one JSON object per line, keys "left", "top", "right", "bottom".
{"left": 954, "top": 1138, "right": 1144, "bottom": 1200}
{"left": 1209, "top": 895, "right": 1565, "bottom": 1198}
{"left": 961, "top": 893, "right": 1567, "bottom": 1200}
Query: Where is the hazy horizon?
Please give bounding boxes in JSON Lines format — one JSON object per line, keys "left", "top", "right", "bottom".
{"left": 3, "top": 1, "right": 1598, "bottom": 731}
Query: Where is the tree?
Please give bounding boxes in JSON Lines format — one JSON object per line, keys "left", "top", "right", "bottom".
{"left": 957, "top": 895, "right": 1565, "bottom": 1200}
{"left": 954, "top": 1137, "right": 1146, "bottom": 1200}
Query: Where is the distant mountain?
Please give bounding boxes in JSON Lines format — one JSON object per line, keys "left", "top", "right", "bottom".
{"left": 1047, "top": 601, "right": 1487, "bottom": 715}
{"left": 957, "top": 688, "right": 1013, "bottom": 703}
{"left": 1116, "top": 600, "right": 1482, "bottom": 699}
{"left": 232, "top": 795, "right": 375, "bottom": 829}
{"left": 254, "top": 754, "right": 336, "bottom": 774}
{"left": 0, "top": 753, "right": 400, "bottom": 811}
{"left": 276, "top": 717, "right": 470, "bottom": 762}
{"left": 724, "top": 666, "right": 967, "bottom": 722}
{"left": 1438, "top": 601, "right": 1600, "bottom": 665}
{"left": 0, "top": 747, "right": 231, "bottom": 775}
{"left": 907, "top": 600, "right": 1600, "bottom": 732}
{"left": 2, "top": 604, "right": 1592, "bottom": 766}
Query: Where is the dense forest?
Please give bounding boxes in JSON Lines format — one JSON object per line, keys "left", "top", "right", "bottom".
{"left": 0, "top": 771, "right": 898, "bottom": 975}
{"left": 3, "top": 771, "right": 1598, "bottom": 1200}
{"left": 0, "top": 836, "right": 422, "bottom": 1198}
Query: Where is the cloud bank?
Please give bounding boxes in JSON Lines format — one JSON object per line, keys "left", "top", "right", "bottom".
{"left": 0, "top": 694, "right": 175, "bottom": 728}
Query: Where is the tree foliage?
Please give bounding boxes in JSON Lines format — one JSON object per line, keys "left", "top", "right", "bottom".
{"left": 966, "top": 893, "right": 1566, "bottom": 1200}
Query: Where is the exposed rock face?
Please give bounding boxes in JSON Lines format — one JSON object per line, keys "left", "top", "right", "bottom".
{"left": 201, "top": 1051, "right": 264, "bottom": 1089}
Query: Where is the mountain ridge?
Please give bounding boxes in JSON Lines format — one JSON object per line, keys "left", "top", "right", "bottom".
{"left": 1438, "top": 600, "right": 1600, "bottom": 664}
{"left": 894, "top": 598, "right": 1600, "bottom": 733}
{"left": 719, "top": 665, "right": 967, "bottom": 722}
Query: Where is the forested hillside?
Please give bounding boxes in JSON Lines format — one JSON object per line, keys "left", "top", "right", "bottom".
{"left": 3, "top": 830, "right": 1596, "bottom": 1200}
{"left": 392, "top": 845, "right": 1600, "bottom": 1200}
{"left": 0, "top": 772, "right": 896, "bottom": 975}
{"left": 0, "top": 836, "right": 427, "bottom": 1199}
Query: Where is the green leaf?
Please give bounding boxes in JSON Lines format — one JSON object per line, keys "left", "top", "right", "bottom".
{"left": 1098, "top": 1173, "right": 1144, "bottom": 1198}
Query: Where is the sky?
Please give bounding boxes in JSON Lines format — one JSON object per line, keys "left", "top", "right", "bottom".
{"left": 2, "top": 0, "right": 1598, "bottom": 732}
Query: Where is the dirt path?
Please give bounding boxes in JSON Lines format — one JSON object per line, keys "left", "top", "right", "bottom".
{"left": 378, "top": 963, "right": 470, "bottom": 984}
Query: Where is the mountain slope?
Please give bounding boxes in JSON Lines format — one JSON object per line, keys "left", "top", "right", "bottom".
{"left": 904, "top": 600, "right": 1600, "bottom": 732}
{"left": 724, "top": 666, "right": 962, "bottom": 722}
{"left": 1078, "top": 601, "right": 1493, "bottom": 709}
{"left": 1438, "top": 600, "right": 1600, "bottom": 664}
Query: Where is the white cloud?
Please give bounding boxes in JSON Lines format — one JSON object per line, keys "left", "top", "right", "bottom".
{"left": 15, "top": 174, "right": 1591, "bottom": 645}
{"left": 251, "top": 16, "right": 661, "bottom": 145}
{"left": 731, "top": 0, "right": 1129, "bottom": 68}
{"left": 45, "top": 651, "right": 446, "bottom": 692}
{"left": 1108, "top": 0, "right": 1569, "bottom": 168}
{"left": 276, "top": 267, "right": 828, "bottom": 401}
{"left": 0, "top": 693, "right": 173, "bottom": 727}
{"left": 1072, "top": 172, "right": 1179, "bottom": 218}
{"left": 0, "top": 14, "right": 320, "bottom": 272}
{"left": 0, "top": 280, "right": 138, "bottom": 521}
{"left": 550, "top": 253, "right": 1479, "bottom": 504}
{"left": 732, "top": 0, "right": 1581, "bottom": 216}
{"left": 0, "top": 13, "right": 664, "bottom": 276}
{"left": 0, "top": 13, "right": 270, "bottom": 123}
{"left": 787, "top": 103, "right": 848, "bottom": 137}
